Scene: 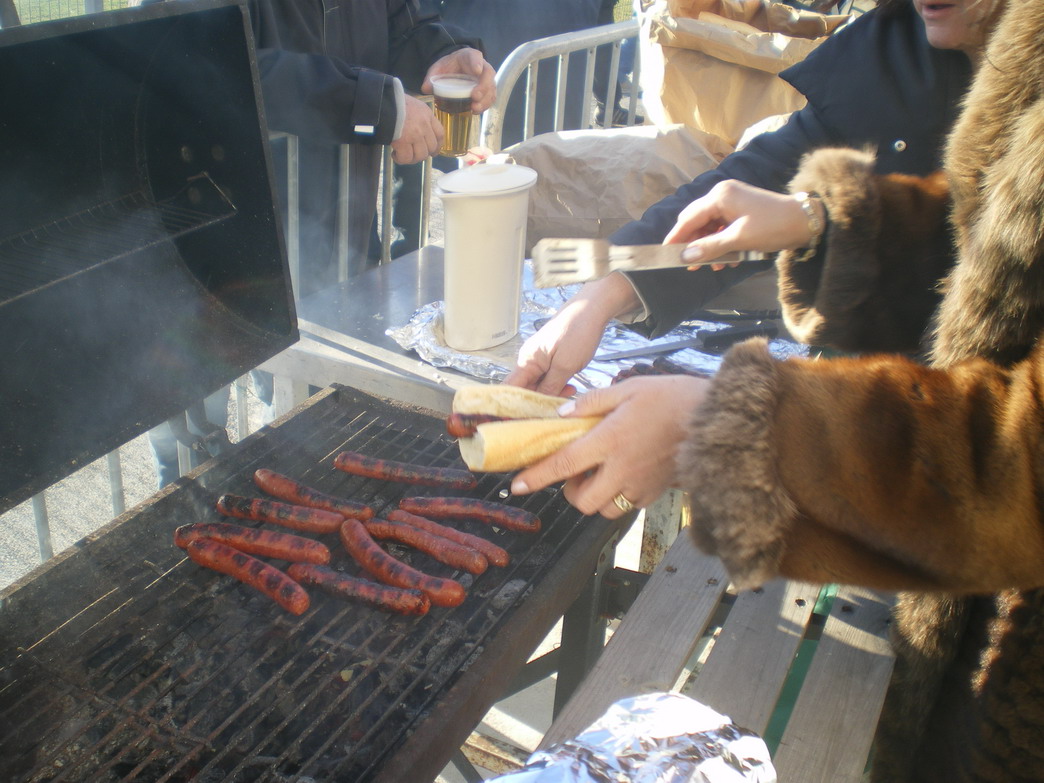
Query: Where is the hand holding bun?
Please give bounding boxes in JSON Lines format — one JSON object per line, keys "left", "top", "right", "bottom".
{"left": 450, "top": 385, "right": 602, "bottom": 472}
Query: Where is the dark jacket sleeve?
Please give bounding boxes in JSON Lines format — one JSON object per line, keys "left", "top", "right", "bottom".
{"left": 614, "top": 106, "right": 834, "bottom": 338}
{"left": 253, "top": 0, "right": 480, "bottom": 145}
{"left": 388, "top": 1, "right": 483, "bottom": 92}
{"left": 611, "top": 4, "right": 971, "bottom": 339}
{"left": 256, "top": 51, "right": 402, "bottom": 144}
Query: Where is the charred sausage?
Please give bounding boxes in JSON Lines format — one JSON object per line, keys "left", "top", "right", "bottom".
{"left": 362, "top": 518, "right": 488, "bottom": 575}
{"left": 185, "top": 538, "right": 310, "bottom": 615}
{"left": 445, "top": 413, "right": 508, "bottom": 438}
{"left": 254, "top": 468, "right": 373, "bottom": 520}
{"left": 174, "top": 521, "right": 331, "bottom": 565}
{"left": 398, "top": 496, "right": 541, "bottom": 534}
{"left": 333, "top": 450, "right": 478, "bottom": 490}
{"left": 287, "top": 563, "right": 431, "bottom": 616}
{"left": 216, "top": 493, "right": 344, "bottom": 534}
{"left": 339, "top": 519, "right": 466, "bottom": 608}
{"left": 387, "top": 509, "right": 510, "bottom": 568}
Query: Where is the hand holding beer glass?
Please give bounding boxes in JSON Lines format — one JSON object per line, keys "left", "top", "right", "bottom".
{"left": 431, "top": 74, "right": 479, "bottom": 156}
{"left": 423, "top": 47, "right": 496, "bottom": 158}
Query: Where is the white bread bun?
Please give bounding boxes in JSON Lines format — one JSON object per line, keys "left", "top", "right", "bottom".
{"left": 452, "top": 385, "right": 602, "bottom": 472}
{"left": 457, "top": 417, "right": 602, "bottom": 472}
{"left": 452, "top": 384, "right": 568, "bottom": 418}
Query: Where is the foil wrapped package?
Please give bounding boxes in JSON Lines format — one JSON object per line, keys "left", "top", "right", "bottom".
{"left": 385, "top": 264, "right": 806, "bottom": 388}
{"left": 490, "top": 693, "right": 776, "bottom": 783}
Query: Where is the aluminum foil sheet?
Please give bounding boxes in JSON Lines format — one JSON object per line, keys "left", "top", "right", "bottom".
{"left": 489, "top": 693, "right": 776, "bottom": 783}
{"left": 386, "top": 266, "right": 807, "bottom": 388}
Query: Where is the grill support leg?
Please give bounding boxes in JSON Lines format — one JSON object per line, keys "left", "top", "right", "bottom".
{"left": 449, "top": 748, "right": 485, "bottom": 783}
{"left": 552, "top": 532, "right": 620, "bottom": 717}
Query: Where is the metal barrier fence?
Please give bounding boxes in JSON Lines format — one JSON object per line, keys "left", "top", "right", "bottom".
{"left": 482, "top": 19, "right": 641, "bottom": 152}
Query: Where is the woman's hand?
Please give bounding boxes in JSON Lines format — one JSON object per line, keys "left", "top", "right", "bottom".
{"left": 423, "top": 47, "right": 496, "bottom": 113}
{"left": 510, "top": 375, "right": 710, "bottom": 518}
{"left": 664, "top": 180, "right": 821, "bottom": 270}
{"left": 505, "top": 273, "right": 642, "bottom": 396}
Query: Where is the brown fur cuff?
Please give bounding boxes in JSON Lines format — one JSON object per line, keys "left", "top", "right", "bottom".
{"left": 677, "top": 339, "right": 796, "bottom": 589}
{"left": 777, "top": 147, "right": 884, "bottom": 349}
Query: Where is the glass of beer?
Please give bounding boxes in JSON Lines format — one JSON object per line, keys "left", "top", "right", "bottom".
{"left": 431, "top": 74, "right": 477, "bottom": 157}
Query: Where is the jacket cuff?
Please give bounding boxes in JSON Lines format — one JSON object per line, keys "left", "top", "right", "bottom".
{"left": 776, "top": 147, "right": 883, "bottom": 347}
{"left": 390, "top": 78, "right": 405, "bottom": 141}
{"left": 349, "top": 69, "right": 399, "bottom": 142}
{"left": 678, "top": 339, "right": 796, "bottom": 589}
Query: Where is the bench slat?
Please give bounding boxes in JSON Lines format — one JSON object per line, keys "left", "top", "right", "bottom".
{"left": 686, "top": 579, "right": 821, "bottom": 735}
{"left": 772, "top": 586, "right": 895, "bottom": 783}
{"left": 539, "top": 533, "right": 728, "bottom": 749}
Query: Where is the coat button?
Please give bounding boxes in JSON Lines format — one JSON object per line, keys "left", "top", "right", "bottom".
{"left": 893, "top": 139, "right": 908, "bottom": 152}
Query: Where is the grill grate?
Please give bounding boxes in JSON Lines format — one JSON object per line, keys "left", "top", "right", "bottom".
{"left": 0, "top": 385, "right": 609, "bottom": 782}
{"left": 0, "top": 174, "right": 237, "bottom": 303}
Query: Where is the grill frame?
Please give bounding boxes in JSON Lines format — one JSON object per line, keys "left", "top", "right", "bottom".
{"left": 0, "top": 384, "right": 627, "bottom": 782}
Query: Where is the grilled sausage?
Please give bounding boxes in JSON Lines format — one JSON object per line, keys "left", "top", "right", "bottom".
{"left": 339, "top": 519, "right": 466, "bottom": 608}
{"left": 185, "top": 539, "right": 310, "bottom": 615}
{"left": 333, "top": 450, "right": 478, "bottom": 490}
{"left": 254, "top": 468, "right": 373, "bottom": 520}
{"left": 216, "top": 493, "right": 344, "bottom": 534}
{"left": 398, "top": 496, "right": 541, "bottom": 534}
{"left": 362, "top": 518, "right": 487, "bottom": 575}
{"left": 445, "top": 413, "right": 508, "bottom": 438}
{"left": 174, "top": 521, "right": 331, "bottom": 565}
{"left": 387, "top": 509, "right": 510, "bottom": 568}
{"left": 287, "top": 563, "right": 430, "bottom": 616}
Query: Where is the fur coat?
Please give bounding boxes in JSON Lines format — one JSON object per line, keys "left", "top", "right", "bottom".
{"left": 679, "top": 2, "right": 1044, "bottom": 780}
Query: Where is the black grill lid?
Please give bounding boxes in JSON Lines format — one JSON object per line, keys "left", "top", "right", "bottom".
{"left": 0, "top": 0, "right": 298, "bottom": 513}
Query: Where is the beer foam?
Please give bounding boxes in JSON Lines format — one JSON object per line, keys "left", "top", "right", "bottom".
{"left": 432, "top": 76, "right": 476, "bottom": 99}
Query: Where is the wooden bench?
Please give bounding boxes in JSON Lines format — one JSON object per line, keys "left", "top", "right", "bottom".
{"left": 541, "top": 531, "right": 896, "bottom": 782}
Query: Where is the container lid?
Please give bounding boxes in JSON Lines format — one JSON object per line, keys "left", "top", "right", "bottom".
{"left": 437, "top": 163, "right": 537, "bottom": 196}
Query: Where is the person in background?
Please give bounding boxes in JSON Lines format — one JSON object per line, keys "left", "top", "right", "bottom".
{"left": 375, "top": 0, "right": 609, "bottom": 261}
{"left": 593, "top": 0, "right": 642, "bottom": 127}
{"left": 507, "top": 0, "right": 973, "bottom": 398}
{"left": 512, "top": 2, "right": 1042, "bottom": 779}
{"left": 149, "top": 0, "right": 496, "bottom": 487}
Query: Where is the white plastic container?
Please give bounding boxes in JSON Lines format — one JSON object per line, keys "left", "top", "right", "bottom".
{"left": 436, "top": 163, "right": 538, "bottom": 351}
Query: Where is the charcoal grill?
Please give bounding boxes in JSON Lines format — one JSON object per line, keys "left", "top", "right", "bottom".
{"left": 0, "top": 385, "right": 627, "bottom": 782}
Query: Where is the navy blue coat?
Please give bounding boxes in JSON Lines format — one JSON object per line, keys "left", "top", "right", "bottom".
{"left": 613, "top": 3, "right": 972, "bottom": 338}
{"left": 246, "top": 0, "right": 482, "bottom": 290}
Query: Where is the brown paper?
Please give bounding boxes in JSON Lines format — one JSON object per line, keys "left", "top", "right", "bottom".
{"left": 641, "top": 0, "right": 848, "bottom": 146}
{"left": 502, "top": 124, "right": 734, "bottom": 254}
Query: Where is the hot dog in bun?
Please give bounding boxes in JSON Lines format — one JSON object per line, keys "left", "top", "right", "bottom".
{"left": 449, "top": 385, "right": 602, "bottom": 472}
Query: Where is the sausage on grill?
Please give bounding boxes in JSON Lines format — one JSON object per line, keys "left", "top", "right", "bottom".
{"left": 216, "top": 493, "right": 344, "bottom": 534}
{"left": 387, "top": 509, "right": 510, "bottom": 568}
{"left": 287, "top": 563, "right": 430, "bottom": 616}
{"left": 362, "top": 517, "right": 487, "bottom": 575}
{"left": 398, "top": 496, "right": 540, "bottom": 534}
{"left": 185, "top": 539, "right": 310, "bottom": 615}
{"left": 254, "top": 468, "right": 373, "bottom": 520}
{"left": 174, "top": 521, "right": 331, "bottom": 565}
{"left": 333, "top": 450, "right": 478, "bottom": 490}
{"left": 339, "top": 519, "right": 466, "bottom": 608}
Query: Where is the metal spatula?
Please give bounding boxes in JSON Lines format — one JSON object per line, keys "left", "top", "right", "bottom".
{"left": 531, "top": 237, "right": 766, "bottom": 288}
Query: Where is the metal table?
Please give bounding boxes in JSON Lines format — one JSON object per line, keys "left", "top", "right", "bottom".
{"left": 260, "top": 245, "right": 465, "bottom": 417}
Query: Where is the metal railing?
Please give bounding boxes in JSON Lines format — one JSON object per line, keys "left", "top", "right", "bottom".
{"left": 481, "top": 20, "right": 642, "bottom": 152}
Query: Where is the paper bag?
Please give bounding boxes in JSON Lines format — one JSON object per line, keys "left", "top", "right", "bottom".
{"left": 502, "top": 123, "right": 734, "bottom": 254}
{"left": 640, "top": 0, "right": 848, "bottom": 146}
